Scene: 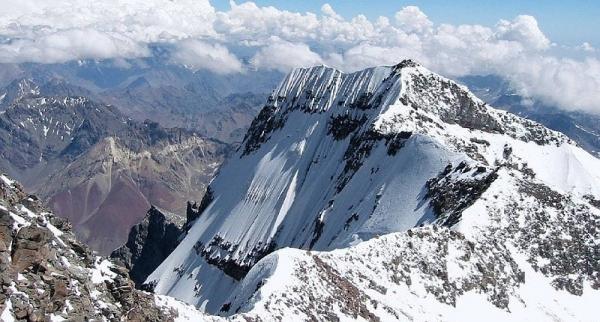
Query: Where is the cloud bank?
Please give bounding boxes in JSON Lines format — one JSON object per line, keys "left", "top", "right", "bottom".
{"left": 170, "top": 39, "right": 242, "bottom": 74}
{"left": 251, "top": 40, "right": 323, "bottom": 72}
{"left": 1, "top": 0, "right": 599, "bottom": 112}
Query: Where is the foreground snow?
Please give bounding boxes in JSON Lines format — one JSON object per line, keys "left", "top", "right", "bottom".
{"left": 225, "top": 167, "right": 599, "bottom": 321}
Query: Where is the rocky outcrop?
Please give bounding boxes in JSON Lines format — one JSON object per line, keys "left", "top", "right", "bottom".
{"left": 426, "top": 161, "right": 499, "bottom": 226}
{"left": 185, "top": 189, "right": 214, "bottom": 230}
{"left": 0, "top": 174, "right": 198, "bottom": 321}
{"left": 11, "top": 225, "right": 52, "bottom": 272}
{"left": 241, "top": 103, "right": 286, "bottom": 155}
{"left": 111, "top": 206, "right": 184, "bottom": 287}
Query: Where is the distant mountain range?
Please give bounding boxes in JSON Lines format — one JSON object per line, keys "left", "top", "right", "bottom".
{"left": 0, "top": 60, "right": 283, "bottom": 143}
{"left": 3, "top": 60, "right": 599, "bottom": 152}
{"left": 0, "top": 59, "right": 284, "bottom": 255}
{"left": 0, "top": 80, "right": 228, "bottom": 254}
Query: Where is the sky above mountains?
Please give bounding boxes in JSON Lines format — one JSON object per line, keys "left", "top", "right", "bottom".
{"left": 211, "top": 1, "right": 600, "bottom": 47}
{"left": 1, "top": 0, "right": 599, "bottom": 113}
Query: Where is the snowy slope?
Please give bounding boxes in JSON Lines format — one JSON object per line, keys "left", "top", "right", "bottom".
{"left": 229, "top": 177, "right": 600, "bottom": 321}
{"left": 222, "top": 163, "right": 599, "bottom": 321}
{"left": 146, "top": 60, "right": 600, "bottom": 318}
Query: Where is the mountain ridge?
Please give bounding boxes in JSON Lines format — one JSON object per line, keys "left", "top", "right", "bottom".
{"left": 144, "top": 59, "right": 600, "bottom": 320}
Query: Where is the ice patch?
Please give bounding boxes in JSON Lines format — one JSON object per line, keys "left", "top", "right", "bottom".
{"left": 0, "top": 175, "right": 14, "bottom": 186}
{"left": 90, "top": 258, "right": 117, "bottom": 284}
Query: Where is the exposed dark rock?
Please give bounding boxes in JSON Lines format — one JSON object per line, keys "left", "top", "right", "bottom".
{"left": 469, "top": 137, "right": 490, "bottom": 146}
{"left": 336, "top": 129, "right": 411, "bottom": 192}
{"left": 186, "top": 201, "right": 201, "bottom": 225}
{"left": 393, "top": 59, "right": 420, "bottom": 70}
{"left": 510, "top": 181, "right": 600, "bottom": 294}
{"left": 309, "top": 217, "right": 326, "bottom": 248}
{"left": 348, "top": 92, "right": 374, "bottom": 110}
{"left": 242, "top": 103, "right": 286, "bottom": 155}
{"left": 384, "top": 228, "right": 523, "bottom": 309}
{"left": 518, "top": 181, "right": 567, "bottom": 209}
{"left": 426, "top": 161, "right": 498, "bottom": 226}
{"left": 406, "top": 73, "right": 504, "bottom": 134}
{"left": 312, "top": 256, "right": 380, "bottom": 322}
{"left": 336, "top": 130, "right": 383, "bottom": 192}
{"left": 111, "top": 206, "right": 184, "bottom": 287}
{"left": 327, "top": 114, "right": 367, "bottom": 140}
{"left": 344, "top": 213, "right": 359, "bottom": 230}
{"left": 385, "top": 131, "right": 412, "bottom": 155}
{"left": 220, "top": 302, "right": 232, "bottom": 313}
{"left": 186, "top": 186, "right": 214, "bottom": 229}
{"left": 583, "top": 195, "right": 600, "bottom": 209}
{"left": 193, "top": 235, "right": 277, "bottom": 281}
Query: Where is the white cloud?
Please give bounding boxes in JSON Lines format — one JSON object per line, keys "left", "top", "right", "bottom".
{"left": 496, "top": 15, "right": 550, "bottom": 50}
{"left": 0, "top": 0, "right": 599, "bottom": 112}
{"left": 214, "top": 1, "right": 378, "bottom": 47}
{"left": 579, "top": 42, "right": 596, "bottom": 52}
{"left": 0, "top": 29, "right": 149, "bottom": 64}
{"left": 328, "top": 44, "right": 424, "bottom": 72}
{"left": 214, "top": 1, "right": 320, "bottom": 45}
{"left": 321, "top": 4, "right": 342, "bottom": 21}
{"left": 504, "top": 57, "right": 600, "bottom": 112}
{"left": 0, "top": 0, "right": 216, "bottom": 41}
{"left": 170, "top": 39, "right": 242, "bottom": 74}
{"left": 0, "top": 0, "right": 216, "bottom": 63}
{"left": 394, "top": 6, "right": 433, "bottom": 33}
{"left": 251, "top": 40, "right": 323, "bottom": 72}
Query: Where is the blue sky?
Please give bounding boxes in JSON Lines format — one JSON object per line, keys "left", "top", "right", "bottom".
{"left": 212, "top": 0, "right": 600, "bottom": 46}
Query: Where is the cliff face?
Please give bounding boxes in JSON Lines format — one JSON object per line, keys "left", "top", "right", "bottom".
{"left": 111, "top": 206, "right": 185, "bottom": 287}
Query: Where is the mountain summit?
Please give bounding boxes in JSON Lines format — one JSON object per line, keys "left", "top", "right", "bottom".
{"left": 144, "top": 60, "right": 600, "bottom": 320}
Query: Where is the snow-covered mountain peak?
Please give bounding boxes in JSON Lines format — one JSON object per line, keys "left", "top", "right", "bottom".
{"left": 13, "top": 78, "right": 40, "bottom": 96}
{"left": 245, "top": 60, "right": 570, "bottom": 157}
{"left": 0, "top": 78, "right": 40, "bottom": 109}
{"left": 268, "top": 59, "right": 421, "bottom": 113}
{"left": 146, "top": 60, "right": 600, "bottom": 317}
